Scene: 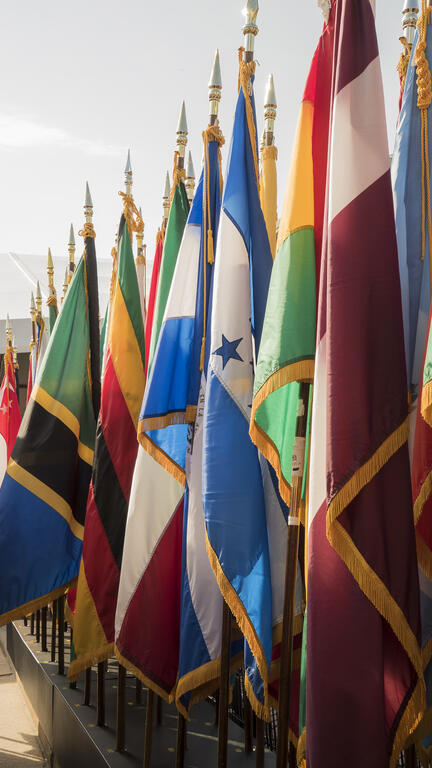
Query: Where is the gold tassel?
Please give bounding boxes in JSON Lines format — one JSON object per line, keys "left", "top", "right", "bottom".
{"left": 207, "top": 228, "right": 214, "bottom": 264}
{"left": 200, "top": 336, "right": 206, "bottom": 372}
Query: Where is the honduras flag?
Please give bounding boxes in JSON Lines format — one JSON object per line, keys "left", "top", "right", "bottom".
{"left": 202, "top": 62, "right": 275, "bottom": 720}
{"left": 175, "top": 131, "right": 245, "bottom": 717}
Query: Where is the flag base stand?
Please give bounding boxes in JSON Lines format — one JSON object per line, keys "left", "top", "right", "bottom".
{"left": 6, "top": 620, "right": 273, "bottom": 767}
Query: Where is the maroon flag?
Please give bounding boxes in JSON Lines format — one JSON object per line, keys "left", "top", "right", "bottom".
{"left": 306, "top": 2, "right": 424, "bottom": 766}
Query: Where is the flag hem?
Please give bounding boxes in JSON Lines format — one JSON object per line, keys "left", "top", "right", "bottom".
{"left": 114, "top": 645, "right": 176, "bottom": 703}
{"left": 0, "top": 579, "right": 76, "bottom": 628}
{"left": 175, "top": 651, "right": 243, "bottom": 721}
{"left": 139, "top": 433, "right": 185, "bottom": 486}
{"left": 67, "top": 641, "right": 113, "bottom": 682}
{"left": 326, "top": 417, "right": 425, "bottom": 765}
{"left": 205, "top": 531, "right": 270, "bottom": 721}
{"left": 250, "top": 360, "right": 314, "bottom": 507}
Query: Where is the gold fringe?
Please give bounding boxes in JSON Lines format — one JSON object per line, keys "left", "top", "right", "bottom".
{"left": 114, "top": 645, "right": 175, "bottom": 704}
{"left": 205, "top": 531, "right": 270, "bottom": 721}
{"left": 262, "top": 145, "right": 278, "bottom": 161}
{"left": 416, "top": 740, "right": 432, "bottom": 768}
{"left": 185, "top": 405, "right": 197, "bottom": 423}
{"left": 421, "top": 378, "right": 432, "bottom": 426}
{"left": 67, "top": 642, "right": 113, "bottom": 682}
{"left": 64, "top": 599, "right": 74, "bottom": 628}
{"left": 326, "top": 417, "right": 425, "bottom": 763}
{"left": 175, "top": 651, "right": 243, "bottom": 721}
{"left": 249, "top": 360, "right": 314, "bottom": 507}
{"left": 414, "top": 467, "right": 432, "bottom": 528}
{"left": 138, "top": 432, "right": 185, "bottom": 487}
{"left": 139, "top": 411, "right": 189, "bottom": 431}
{"left": 297, "top": 727, "right": 306, "bottom": 768}
{"left": 0, "top": 579, "right": 76, "bottom": 628}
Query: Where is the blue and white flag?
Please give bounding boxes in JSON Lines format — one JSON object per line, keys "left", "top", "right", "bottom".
{"left": 170, "top": 135, "right": 241, "bottom": 716}
{"left": 202, "top": 64, "right": 276, "bottom": 720}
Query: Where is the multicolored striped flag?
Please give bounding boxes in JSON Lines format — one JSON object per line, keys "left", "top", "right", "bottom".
{"left": 251, "top": 16, "right": 334, "bottom": 745}
{"left": 307, "top": 1, "right": 424, "bottom": 766}
{"left": 144, "top": 227, "right": 164, "bottom": 380}
{"left": 115, "top": 171, "right": 189, "bottom": 700}
{"left": 0, "top": 247, "right": 97, "bottom": 624}
{"left": 68, "top": 213, "right": 145, "bottom": 680}
{"left": 0, "top": 338, "right": 21, "bottom": 483}
{"left": 393, "top": 8, "right": 432, "bottom": 758}
{"left": 202, "top": 54, "right": 279, "bottom": 720}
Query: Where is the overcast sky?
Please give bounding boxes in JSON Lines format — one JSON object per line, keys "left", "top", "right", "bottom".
{"left": 0, "top": 0, "right": 401, "bottom": 307}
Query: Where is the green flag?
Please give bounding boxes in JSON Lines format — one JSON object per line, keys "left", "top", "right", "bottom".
{"left": 148, "top": 180, "right": 189, "bottom": 370}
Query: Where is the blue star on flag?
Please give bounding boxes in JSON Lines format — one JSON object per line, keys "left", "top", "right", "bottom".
{"left": 213, "top": 334, "right": 243, "bottom": 369}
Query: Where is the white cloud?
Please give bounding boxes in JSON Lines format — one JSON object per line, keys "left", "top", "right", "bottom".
{"left": 0, "top": 114, "right": 124, "bottom": 157}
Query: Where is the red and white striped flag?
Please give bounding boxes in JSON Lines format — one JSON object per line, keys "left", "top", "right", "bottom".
{"left": 306, "top": 2, "right": 424, "bottom": 766}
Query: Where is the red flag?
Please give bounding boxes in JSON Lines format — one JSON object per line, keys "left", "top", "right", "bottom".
{"left": 0, "top": 342, "right": 21, "bottom": 481}
{"left": 144, "top": 227, "right": 164, "bottom": 379}
{"left": 306, "top": 2, "right": 424, "bottom": 766}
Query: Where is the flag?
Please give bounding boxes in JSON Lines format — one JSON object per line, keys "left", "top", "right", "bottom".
{"left": 0, "top": 249, "right": 97, "bottom": 624}
{"left": 144, "top": 227, "right": 164, "bottom": 380}
{"left": 202, "top": 53, "right": 279, "bottom": 720}
{"left": 393, "top": 10, "right": 432, "bottom": 758}
{"left": 307, "top": 2, "right": 423, "bottom": 766}
{"left": 115, "top": 170, "right": 189, "bottom": 700}
{"left": 147, "top": 170, "right": 189, "bottom": 371}
{"left": 259, "top": 144, "right": 277, "bottom": 260}
{"left": 68, "top": 213, "right": 145, "bottom": 680}
{"left": 0, "top": 340, "right": 21, "bottom": 483}
{"left": 167, "top": 125, "right": 243, "bottom": 718}
{"left": 250, "top": 18, "right": 334, "bottom": 745}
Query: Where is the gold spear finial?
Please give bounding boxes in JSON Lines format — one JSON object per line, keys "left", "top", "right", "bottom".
{"left": 84, "top": 182, "right": 93, "bottom": 225}
{"left": 401, "top": 1, "right": 419, "bottom": 46}
{"left": 35, "top": 281, "right": 42, "bottom": 314}
{"left": 47, "top": 248, "right": 54, "bottom": 289}
{"left": 163, "top": 171, "right": 171, "bottom": 225}
{"left": 62, "top": 267, "right": 69, "bottom": 302}
{"left": 264, "top": 74, "right": 277, "bottom": 147}
{"left": 5, "top": 314, "right": 12, "bottom": 343}
{"left": 209, "top": 49, "right": 222, "bottom": 125}
{"left": 125, "top": 149, "right": 133, "bottom": 196}
{"left": 68, "top": 223, "right": 76, "bottom": 282}
{"left": 242, "top": 0, "right": 259, "bottom": 61}
{"left": 185, "top": 152, "right": 196, "bottom": 203}
{"left": 136, "top": 205, "right": 146, "bottom": 265}
{"left": 176, "top": 101, "right": 188, "bottom": 169}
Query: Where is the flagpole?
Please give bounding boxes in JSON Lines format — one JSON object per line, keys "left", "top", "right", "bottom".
{"left": 185, "top": 151, "right": 196, "bottom": 203}
{"left": 398, "top": 1, "right": 418, "bottom": 103}
{"left": 82, "top": 182, "right": 101, "bottom": 419}
{"left": 163, "top": 171, "right": 171, "bottom": 228}
{"left": 68, "top": 224, "right": 76, "bottom": 282}
{"left": 276, "top": 382, "right": 310, "bottom": 768}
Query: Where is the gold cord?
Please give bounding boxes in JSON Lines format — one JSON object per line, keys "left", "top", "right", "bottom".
{"left": 416, "top": 6, "right": 432, "bottom": 290}
{"left": 47, "top": 293, "right": 57, "bottom": 307}
{"left": 238, "top": 47, "right": 260, "bottom": 188}
{"left": 169, "top": 152, "right": 186, "bottom": 206}
{"left": 199, "top": 124, "right": 225, "bottom": 371}
{"left": 78, "top": 222, "right": 96, "bottom": 239}
{"left": 118, "top": 191, "right": 144, "bottom": 245}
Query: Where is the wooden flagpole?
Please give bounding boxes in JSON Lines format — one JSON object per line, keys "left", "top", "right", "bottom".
{"left": 218, "top": 601, "right": 232, "bottom": 768}
{"left": 116, "top": 664, "right": 126, "bottom": 751}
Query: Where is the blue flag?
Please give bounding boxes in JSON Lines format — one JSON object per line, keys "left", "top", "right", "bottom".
{"left": 202, "top": 63, "right": 275, "bottom": 720}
